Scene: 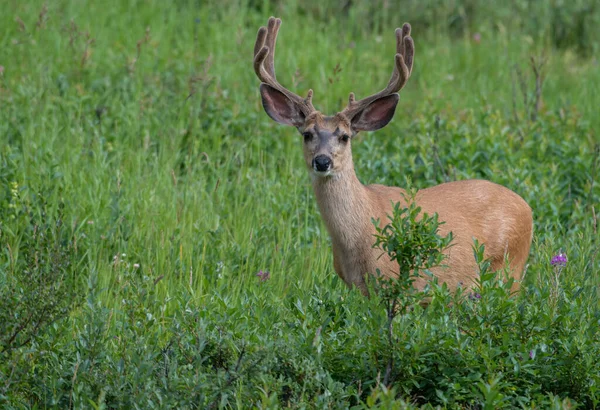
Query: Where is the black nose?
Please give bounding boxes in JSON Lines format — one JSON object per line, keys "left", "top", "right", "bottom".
{"left": 313, "top": 155, "right": 332, "bottom": 172}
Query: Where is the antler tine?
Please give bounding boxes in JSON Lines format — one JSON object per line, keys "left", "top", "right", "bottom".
{"left": 396, "top": 23, "right": 413, "bottom": 71}
{"left": 341, "top": 23, "right": 414, "bottom": 120}
{"left": 264, "top": 17, "right": 280, "bottom": 80}
{"left": 254, "top": 26, "right": 267, "bottom": 59}
{"left": 253, "top": 17, "right": 315, "bottom": 116}
{"left": 401, "top": 23, "right": 414, "bottom": 74}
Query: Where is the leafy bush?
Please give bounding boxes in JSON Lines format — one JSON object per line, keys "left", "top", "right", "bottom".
{"left": 372, "top": 192, "right": 453, "bottom": 386}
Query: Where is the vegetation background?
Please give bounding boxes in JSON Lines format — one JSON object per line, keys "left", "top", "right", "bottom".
{"left": 1, "top": 0, "right": 599, "bottom": 408}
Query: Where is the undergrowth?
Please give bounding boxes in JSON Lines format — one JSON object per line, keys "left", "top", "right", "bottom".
{"left": 0, "top": 0, "right": 599, "bottom": 408}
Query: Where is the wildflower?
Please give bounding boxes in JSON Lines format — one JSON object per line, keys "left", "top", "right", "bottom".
{"left": 468, "top": 292, "right": 481, "bottom": 301}
{"left": 133, "top": 263, "right": 140, "bottom": 269}
{"left": 0, "top": 65, "right": 4, "bottom": 76}
{"left": 472, "top": 33, "right": 481, "bottom": 43}
{"left": 256, "top": 270, "right": 270, "bottom": 282}
{"left": 550, "top": 253, "right": 567, "bottom": 266}
{"left": 529, "top": 350, "right": 535, "bottom": 359}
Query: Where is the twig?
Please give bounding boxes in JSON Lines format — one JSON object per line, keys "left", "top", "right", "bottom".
{"left": 383, "top": 298, "right": 397, "bottom": 386}
{"left": 2, "top": 311, "right": 34, "bottom": 353}
{"left": 511, "top": 64, "right": 520, "bottom": 124}
{"left": 586, "top": 144, "right": 599, "bottom": 211}
{"left": 69, "top": 360, "right": 80, "bottom": 410}
{"left": 529, "top": 55, "right": 546, "bottom": 121}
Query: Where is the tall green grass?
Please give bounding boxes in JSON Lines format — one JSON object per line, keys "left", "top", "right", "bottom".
{"left": 1, "top": 0, "right": 599, "bottom": 408}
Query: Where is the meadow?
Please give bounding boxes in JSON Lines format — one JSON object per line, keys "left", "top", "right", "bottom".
{"left": 1, "top": 0, "right": 599, "bottom": 408}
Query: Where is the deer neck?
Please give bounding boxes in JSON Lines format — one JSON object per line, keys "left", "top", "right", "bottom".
{"left": 311, "top": 166, "right": 373, "bottom": 248}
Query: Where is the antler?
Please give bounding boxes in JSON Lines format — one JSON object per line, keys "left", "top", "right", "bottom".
{"left": 254, "top": 17, "right": 315, "bottom": 116}
{"left": 340, "top": 23, "right": 414, "bottom": 120}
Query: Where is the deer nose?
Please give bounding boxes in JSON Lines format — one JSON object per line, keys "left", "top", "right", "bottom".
{"left": 313, "top": 155, "right": 332, "bottom": 172}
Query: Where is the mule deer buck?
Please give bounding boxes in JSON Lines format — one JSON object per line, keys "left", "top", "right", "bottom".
{"left": 254, "top": 17, "right": 533, "bottom": 296}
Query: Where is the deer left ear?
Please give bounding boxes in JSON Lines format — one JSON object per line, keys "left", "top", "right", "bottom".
{"left": 350, "top": 94, "right": 399, "bottom": 132}
{"left": 260, "top": 84, "right": 306, "bottom": 127}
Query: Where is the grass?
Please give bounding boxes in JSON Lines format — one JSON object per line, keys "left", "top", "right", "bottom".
{"left": 1, "top": 0, "right": 599, "bottom": 408}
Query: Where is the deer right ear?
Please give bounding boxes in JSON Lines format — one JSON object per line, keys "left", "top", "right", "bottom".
{"left": 350, "top": 94, "right": 400, "bottom": 132}
{"left": 260, "top": 84, "right": 305, "bottom": 127}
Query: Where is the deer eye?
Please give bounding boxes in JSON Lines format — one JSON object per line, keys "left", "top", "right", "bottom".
{"left": 302, "top": 132, "right": 313, "bottom": 142}
{"left": 339, "top": 134, "right": 350, "bottom": 143}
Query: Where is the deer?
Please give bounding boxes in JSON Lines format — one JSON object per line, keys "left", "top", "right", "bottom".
{"left": 254, "top": 17, "right": 533, "bottom": 296}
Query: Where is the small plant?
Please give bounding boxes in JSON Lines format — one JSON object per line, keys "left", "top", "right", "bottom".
{"left": 127, "top": 26, "right": 151, "bottom": 74}
{"left": 0, "top": 190, "right": 80, "bottom": 354}
{"left": 511, "top": 54, "right": 546, "bottom": 124}
{"left": 372, "top": 190, "right": 454, "bottom": 385}
{"left": 63, "top": 19, "right": 95, "bottom": 70}
{"left": 549, "top": 251, "right": 568, "bottom": 307}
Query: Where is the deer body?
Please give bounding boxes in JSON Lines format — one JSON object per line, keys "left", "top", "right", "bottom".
{"left": 314, "top": 166, "right": 532, "bottom": 295}
{"left": 254, "top": 18, "right": 533, "bottom": 295}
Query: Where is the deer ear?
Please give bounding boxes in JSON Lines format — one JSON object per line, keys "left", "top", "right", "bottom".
{"left": 350, "top": 94, "right": 399, "bottom": 132}
{"left": 259, "top": 84, "right": 305, "bottom": 127}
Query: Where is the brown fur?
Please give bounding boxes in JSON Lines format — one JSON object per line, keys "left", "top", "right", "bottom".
{"left": 254, "top": 17, "right": 534, "bottom": 296}
{"left": 303, "top": 116, "right": 533, "bottom": 296}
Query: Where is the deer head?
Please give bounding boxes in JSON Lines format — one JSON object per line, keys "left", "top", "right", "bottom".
{"left": 254, "top": 17, "right": 415, "bottom": 177}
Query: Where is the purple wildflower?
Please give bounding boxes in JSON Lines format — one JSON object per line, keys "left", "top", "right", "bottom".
{"left": 468, "top": 292, "right": 481, "bottom": 301}
{"left": 529, "top": 350, "right": 535, "bottom": 359}
{"left": 256, "top": 270, "right": 270, "bottom": 282}
{"left": 550, "top": 253, "right": 567, "bottom": 266}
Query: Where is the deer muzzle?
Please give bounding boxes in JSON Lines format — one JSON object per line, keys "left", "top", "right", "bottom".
{"left": 313, "top": 155, "right": 333, "bottom": 173}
